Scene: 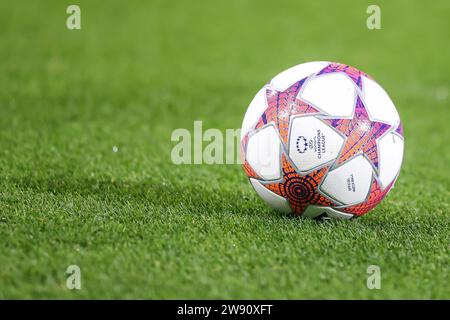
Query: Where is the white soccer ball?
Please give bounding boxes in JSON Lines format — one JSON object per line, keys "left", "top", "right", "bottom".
{"left": 241, "top": 61, "right": 404, "bottom": 219}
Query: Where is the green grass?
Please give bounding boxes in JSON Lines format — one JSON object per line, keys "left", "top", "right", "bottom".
{"left": 0, "top": 0, "right": 449, "bottom": 299}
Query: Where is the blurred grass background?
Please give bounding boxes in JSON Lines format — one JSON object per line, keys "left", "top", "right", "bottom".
{"left": 0, "top": 0, "right": 448, "bottom": 298}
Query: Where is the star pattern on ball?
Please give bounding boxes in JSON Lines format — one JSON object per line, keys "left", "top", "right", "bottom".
{"left": 262, "top": 154, "right": 335, "bottom": 215}
{"left": 324, "top": 97, "right": 392, "bottom": 171}
{"left": 254, "top": 78, "right": 322, "bottom": 145}
{"left": 242, "top": 62, "right": 402, "bottom": 217}
{"left": 341, "top": 179, "right": 395, "bottom": 216}
{"left": 317, "top": 62, "right": 372, "bottom": 90}
{"left": 395, "top": 121, "right": 404, "bottom": 137}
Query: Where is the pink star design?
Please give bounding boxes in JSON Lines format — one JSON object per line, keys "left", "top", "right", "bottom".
{"left": 253, "top": 78, "right": 322, "bottom": 145}
{"left": 317, "top": 62, "right": 372, "bottom": 90}
{"left": 324, "top": 97, "right": 392, "bottom": 171}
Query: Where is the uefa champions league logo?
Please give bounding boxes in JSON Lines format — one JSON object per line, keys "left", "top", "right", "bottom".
{"left": 296, "top": 136, "right": 308, "bottom": 154}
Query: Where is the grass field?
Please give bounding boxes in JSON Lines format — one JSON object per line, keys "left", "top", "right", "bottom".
{"left": 0, "top": 0, "right": 449, "bottom": 299}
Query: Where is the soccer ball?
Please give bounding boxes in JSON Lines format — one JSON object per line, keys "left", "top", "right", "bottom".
{"left": 240, "top": 61, "right": 404, "bottom": 219}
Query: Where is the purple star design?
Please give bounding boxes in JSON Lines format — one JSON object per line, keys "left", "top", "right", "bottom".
{"left": 324, "top": 97, "right": 392, "bottom": 171}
